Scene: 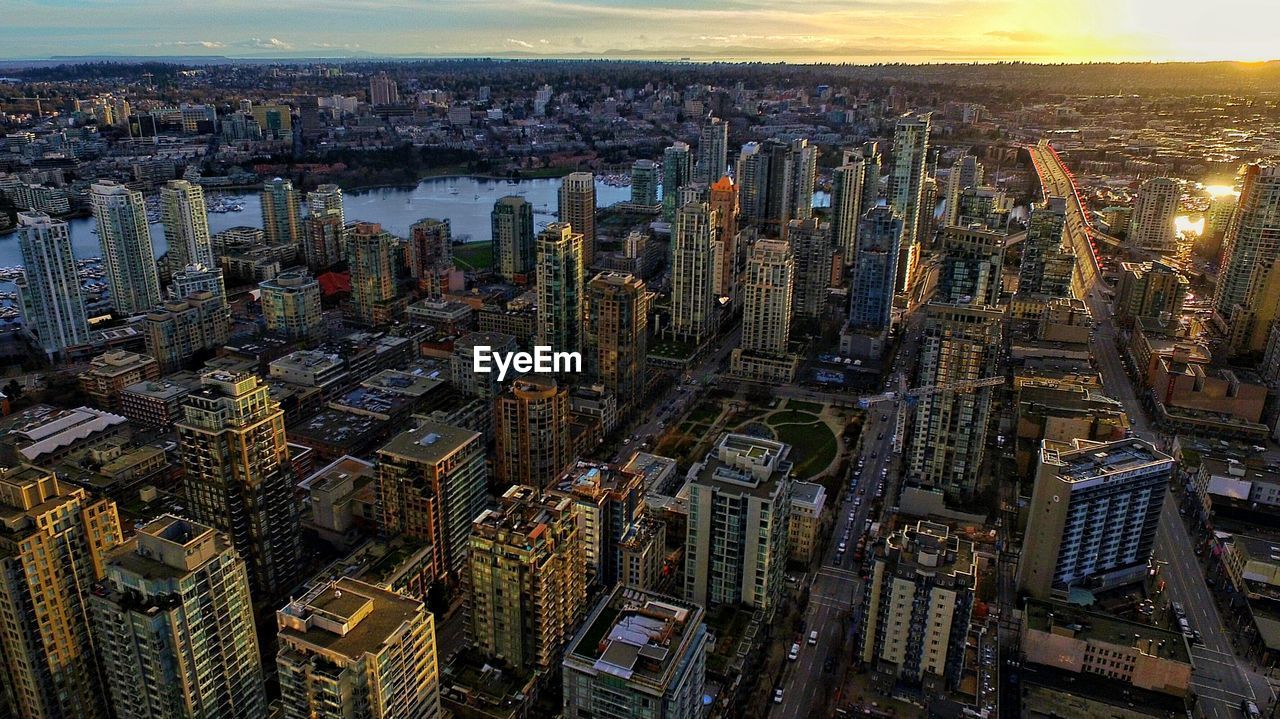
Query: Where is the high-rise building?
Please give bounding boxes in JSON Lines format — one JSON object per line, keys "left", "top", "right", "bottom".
{"left": 177, "top": 370, "right": 301, "bottom": 598}
{"left": 695, "top": 117, "right": 728, "bottom": 184}
{"left": 936, "top": 224, "right": 1006, "bottom": 307}
{"left": 1127, "top": 177, "right": 1180, "bottom": 252}
{"left": 160, "top": 179, "right": 214, "bottom": 271}
{"left": 303, "top": 208, "right": 345, "bottom": 270}
{"left": 452, "top": 331, "right": 518, "bottom": 399}
{"left": 15, "top": 212, "right": 90, "bottom": 359}
{"left": 559, "top": 172, "right": 596, "bottom": 266}
{"left": 260, "top": 270, "right": 325, "bottom": 342}
{"left": 144, "top": 291, "right": 231, "bottom": 372}
{"left": 261, "top": 177, "right": 303, "bottom": 247}
{"left": 944, "top": 155, "right": 984, "bottom": 227}
{"left": 586, "top": 271, "right": 649, "bottom": 411}
{"left": 670, "top": 202, "right": 719, "bottom": 344}
{"left": 465, "top": 485, "right": 586, "bottom": 674}
{"left": 856, "top": 141, "right": 883, "bottom": 216}
{"left": 736, "top": 139, "right": 793, "bottom": 233}
{"left": 684, "top": 434, "right": 792, "bottom": 615}
{"left": 662, "top": 142, "right": 693, "bottom": 222}
{"left": 830, "top": 160, "right": 865, "bottom": 264}
{"left": 1018, "top": 197, "right": 1074, "bottom": 297}
{"left": 708, "top": 177, "right": 741, "bottom": 303}
{"left": 859, "top": 521, "right": 976, "bottom": 695}
{"left": 90, "top": 516, "right": 265, "bottom": 719}
{"left": 495, "top": 376, "right": 573, "bottom": 489}
{"left": 348, "top": 222, "right": 401, "bottom": 326}
{"left": 1114, "top": 260, "right": 1188, "bottom": 324}
{"left": 92, "top": 180, "right": 161, "bottom": 316}
{"left": 368, "top": 72, "right": 401, "bottom": 106}
{"left": 0, "top": 464, "right": 121, "bottom": 719}
{"left": 277, "top": 578, "right": 440, "bottom": 719}
{"left": 170, "top": 264, "right": 227, "bottom": 304}
{"left": 548, "top": 461, "right": 645, "bottom": 587}
{"left": 1214, "top": 163, "right": 1280, "bottom": 332}
{"left": 377, "top": 421, "right": 488, "bottom": 580}
{"left": 536, "top": 222, "right": 585, "bottom": 353}
{"left": 492, "top": 195, "right": 535, "bottom": 282}
{"left": 562, "top": 586, "right": 707, "bottom": 719}
{"left": 631, "top": 159, "right": 659, "bottom": 207}
{"left": 887, "top": 113, "right": 931, "bottom": 292}
{"left": 306, "top": 183, "right": 344, "bottom": 227}
{"left": 908, "top": 303, "right": 1004, "bottom": 501}
{"left": 787, "top": 138, "right": 818, "bottom": 222}
{"left": 731, "top": 239, "right": 798, "bottom": 382}
{"left": 407, "top": 218, "right": 452, "bottom": 296}
{"left": 953, "top": 186, "right": 1011, "bottom": 230}
{"left": 849, "top": 207, "right": 903, "bottom": 331}
{"left": 1018, "top": 438, "right": 1173, "bottom": 599}
{"left": 787, "top": 218, "right": 833, "bottom": 321}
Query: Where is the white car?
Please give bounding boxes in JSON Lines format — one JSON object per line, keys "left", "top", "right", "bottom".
{"left": 788, "top": 643, "right": 800, "bottom": 660}
{"left": 774, "top": 688, "right": 784, "bottom": 704}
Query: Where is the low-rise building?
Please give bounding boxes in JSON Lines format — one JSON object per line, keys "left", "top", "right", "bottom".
{"left": 0, "top": 404, "right": 130, "bottom": 466}
{"left": 788, "top": 481, "right": 826, "bottom": 563}
{"left": 120, "top": 375, "right": 199, "bottom": 428}
{"left": 79, "top": 351, "right": 160, "bottom": 410}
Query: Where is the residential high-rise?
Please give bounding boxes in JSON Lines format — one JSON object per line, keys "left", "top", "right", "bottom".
{"left": 670, "top": 202, "right": 719, "bottom": 343}
{"left": 303, "top": 208, "right": 344, "bottom": 270}
{"left": 830, "top": 160, "right": 865, "bottom": 264}
{"left": 708, "top": 176, "right": 741, "bottom": 302}
{"left": 559, "top": 172, "right": 596, "bottom": 265}
{"left": 1018, "top": 438, "right": 1173, "bottom": 599}
{"left": 887, "top": 113, "right": 931, "bottom": 292}
{"left": 15, "top": 212, "right": 90, "bottom": 359}
{"left": 953, "top": 186, "right": 1011, "bottom": 230}
{"left": 1127, "top": 177, "right": 1180, "bottom": 253}
{"left": 0, "top": 464, "right": 122, "bottom": 719}
{"left": 377, "top": 421, "right": 488, "bottom": 579}
{"left": 495, "top": 376, "right": 573, "bottom": 489}
{"left": 1018, "top": 197, "right": 1074, "bottom": 296}
{"left": 849, "top": 207, "right": 903, "bottom": 331}
{"left": 407, "top": 217, "right": 452, "bottom": 296}
{"left": 465, "top": 485, "right": 586, "bottom": 674}
{"left": 684, "top": 434, "right": 792, "bottom": 615}
{"left": 631, "top": 159, "right": 659, "bottom": 207}
{"left": 695, "top": 117, "right": 728, "bottom": 184}
{"left": 857, "top": 141, "right": 883, "bottom": 216}
{"left": 787, "top": 138, "right": 818, "bottom": 222}
{"left": 736, "top": 139, "right": 793, "bottom": 233}
{"left": 562, "top": 586, "right": 707, "bottom": 719}
{"left": 261, "top": 177, "right": 303, "bottom": 247}
{"left": 944, "top": 155, "right": 984, "bottom": 227}
{"left": 536, "top": 222, "right": 585, "bottom": 353}
{"left": 277, "top": 578, "right": 440, "bottom": 719}
{"left": 586, "top": 271, "right": 649, "bottom": 411}
{"left": 160, "top": 179, "right": 214, "bottom": 270}
{"left": 144, "top": 291, "right": 231, "bottom": 372}
{"left": 260, "top": 270, "right": 325, "bottom": 342}
{"left": 92, "top": 180, "right": 161, "bottom": 316}
{"left": 662, "top": 142, "right": 693, "bottom": 222}
{"left": 306, "top": 183, "right": 344, "bottom": 227}
{"left": 936, "top": 224, "right": 1006, "bottom": 307}
{"left": 177, "top": 370, "right": 301, "bottom": 599}
{"left": 1115, "top": 260, "right": 1188, "bottom": 324}
{"left": 731, "top": 239, "right": 798, "bottom": 382}
{"left": 90, "top": 516, "right": 265, "bottom": 719}
{"left": 348, "top": 222, "right": 401, "bottom": 326}
{"left": 787, "top": 218, "right": 833, "bottom": 321}
{"left": 492, "top": 195, "right": 535, "bottom": 282}
{"left": 170, "top": 264, "right": 227, "bottom": 304}
{"left": 548, "top": 461, "right": 645, "bottom": 587}
{"left": 452, "top": 331, "right": 518, "bottom": 400}
{"left": 368, "top": 72, "right": 400, "bottom": 106}
{"left": 859, "top": 521, "right": 976, "bottom": 696}
{"left": 908, "top": 302, "right": 1004, "bottom": 501}
{"left": 1214, "top": 163, "right": 1280, "bottom": 331}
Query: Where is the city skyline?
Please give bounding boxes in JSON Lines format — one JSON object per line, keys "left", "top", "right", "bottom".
{"left": 2, "top": 0, "right": 1278, "bottom": 63}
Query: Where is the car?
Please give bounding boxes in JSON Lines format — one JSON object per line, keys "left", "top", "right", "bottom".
{"left": 788, "top": 643, "right": 800, "bottom": 660}
{"left": 1242, "top": 699, "right": 1261, "bottom": 719}
{"left": 1172, "top": 602, "right": 1185, "bottom": 618}
{"left": 1191, "top": 630, "right": 1202, "bottom": 645}
{"left": 809, "top": 630, "right": 819, "bottom": 645}
{"left": 774, "top": 689, "right": 784, "bottom": 704}
{"left": 877, "top": 432, "right": 884, "bottom": 440}
{"left": 880, "top": 414, "right": 888, "bottom": 421}
{"left": 838, "top": 542, "right": 847, "bottom": 551}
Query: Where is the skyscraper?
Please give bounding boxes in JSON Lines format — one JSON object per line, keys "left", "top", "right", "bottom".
{"left": 1214, "top": 163, "right": 1280, "bottom": 328}
{"left": 92, "top": 180, "right": 161, "bottom": 316}
{"left": 277, "top": 578, "right": 441, "bottom": 719}
{"left": 261, "top": 177, "right": 303, "bottom": 246}
{"left": 303, "top": 208, "right": 344, "bottom": 270}
{"left": 90, "top": 516, "right": 265, "bottom": 719}
{"left": 170, "top": 264, "right": 227, "bottom": 304}
{"left": 368, "top": 72, "right": 400, "bottom": 106}
{"left": 787, "top": 138, "right": 818, "bottom": 222}
{"left": 547, "top": 461, "right": 645, "bottom": 587}
{"left": 1114, "top": 260, "right": 1189, "bottom": 325}
{"left": 830, "top": 160, "right": 865, "bottom": 264}
{"left": 944, "top": 155, "right": 984, "bottom": 227}
{"left": 586, "top": 271, "right": 649, "bottom": 411}
{"left": 731, "top": 239, "right": 799, "bottom": 382}
{"left": 936, "top": 224, "right": 1005, "bottom": 307}
{"left": 348, "top": 222, "right": 401, "bottom": 326}
{"left": 407, "top": 217, "right": 452, "bottom": 296}
{"left": 1018, "top": 197, "right": 1074, "bottom": 297}
{"left": 465, "top": 485, "right": 586, "bottom": 674}
{"left": 631, "top": 159, "right": 659, "bottom": 207}
{"left": 736, "top": 139, "right": 794, "bottom": 233}
{"left": 708, "top": 176, "right": 741, "bottom": 303}
{"left": 662, "top": 142, "right": 693, "bottom": 222}
{"left": 887, "top": 113, "right": 931, "bottom": 292}
{"left": 849, "top": 207, "right": 903, "bottom": 331}
{"left": 787, "top": 218, "right": 833, "bottom": 321}
{"left": 160, "top": 179, "right": 214, "bottom": 270}
{"left": 15, "top": 212, "right": 90, "bottom": 359}
{"left": 492, "top": 195, "right": 535, "bottom": 282}
{"left": 857, "top": 141, "right": 883, "bottom": 217}
{"left": 1018, "top": 438, "right": 1172, "bottom": 599}
{"left": 377, "top": 421, "right": 488, "bottom": 580}
{"left": 670, "top": 202, "right": 719, "bottom": 343}
{"left": 1127, "top": 177, "right": 1180, "bottom": 252}
{"left": 0, "top": 464, "right": 122, "bottom": 719}
{"left": 684, "top": 434, "right": 792, "bottom": 615}
{"left": 177, "top": 370, "right": 301, "bottom": 598}
{"left": 536, "top": 222, "right": 585, "bottom": 353}
{"left": 260, "top": 270, "right": 325, "bottom": 342}
{"left": 306, "top": 183, "right": 344, "bottom": 227}
{"left": 695, "top": 116, "right": 728, "bottom": 184}
{"left": 559, "top": 172, "right": 596, "bottom": 265}
{"left": 495, "top": 376, "right": 573, "bottom": 489}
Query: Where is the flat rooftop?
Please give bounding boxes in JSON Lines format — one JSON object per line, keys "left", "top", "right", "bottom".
{"left": 1052, "top": 439, "right": 1172, "bottom": 483}
{"left": 377, "top": 420, "right": 480, "bottom": 465}
{"left": 279, "top": 577, "right": 421, "bottom": 661}
{"left": 566, "top": 586, "right": 703, "bottom": 689}
{"left": 1024, "top": 598, "right": 1191, "bottom": 664}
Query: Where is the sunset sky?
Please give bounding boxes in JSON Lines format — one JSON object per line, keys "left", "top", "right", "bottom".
{"left": 2, "top": 0, "right": 1277, "bottom": 62}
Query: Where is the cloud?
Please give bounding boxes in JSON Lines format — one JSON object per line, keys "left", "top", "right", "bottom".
{"left": 153, "top": 40, "right": 226, "bottom": 49}
{"left": 239, "top": 37, "right": 294, "bottom": 50}
{"left": 985, "top": 30, "right": 1051, "bottom": 43}
{"left": 505, "top": 38, "right": 534, "bottom": 49}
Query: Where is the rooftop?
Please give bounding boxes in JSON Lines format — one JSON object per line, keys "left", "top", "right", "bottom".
{"left": 690, "top": 433, "right": 792, "bottom": 499}
{"left": 377, "top": 420, "right": 481, "bottom": 466}
{"left": 1047, "top": 438, "right": 1173, "bottom": 484}
{"left": 566, "top": 586, "right": 704, "bottom": 690}
{"left": 278, "top": 577, "right": 422, "bottom": 661}
{"left": 1024, "top": 598, "right": 1191, "bottom": 664}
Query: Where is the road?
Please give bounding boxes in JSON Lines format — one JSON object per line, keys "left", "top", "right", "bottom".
{"left": 1031, "top": 142, "right": 1277, "bottom": 718}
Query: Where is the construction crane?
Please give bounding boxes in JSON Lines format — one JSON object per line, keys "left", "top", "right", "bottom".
{"left": 857, "top": 375, "right": 1005, "bottom": 408}
{"left": 0, "top": 96, "right": 46, "bottom": 118}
